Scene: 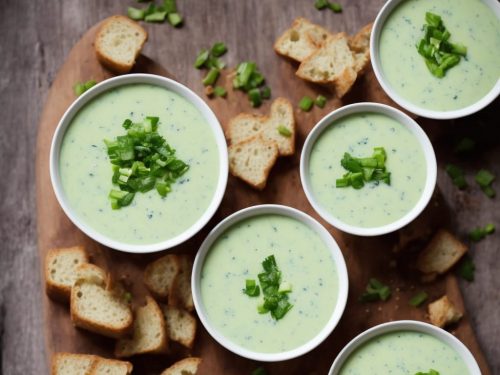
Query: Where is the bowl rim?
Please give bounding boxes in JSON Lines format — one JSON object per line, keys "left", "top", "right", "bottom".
{"left": 49, "top": 73, "right": 228, "bottom": 253}
{"left": 328, "top": 320, "right": 481, "bottom": 374}
{"left": 370, "top": 0, "right": 500, "bottom": 120}
{"left": 299, "top": 102, "right": 437, "bottom": 236}
{"left": 191, "top": 204, "right": 349, "bottom": 362}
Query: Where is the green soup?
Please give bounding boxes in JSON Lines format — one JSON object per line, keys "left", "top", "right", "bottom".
{"left": 59, "top": 84, "right": 220, "bottom": 245}
{"left": 200, "top": 214, "right": 339, "bottom": 353}
{"left": 380, "top": 0, "right": 500, "bottom": 111}
{"left": 338, "top": 330, "right": 469, "bottom": 374}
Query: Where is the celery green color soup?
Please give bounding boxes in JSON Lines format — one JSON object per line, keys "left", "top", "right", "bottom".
{"left": 59, "top": 84, "right": 220, "bottom": 245}
{"left": 380, "top": 0, "right": 500, "bottom": 111}
{"left": 200, "top": 214, "right": 339, "bottom": 353}
{"left": 309, "top": 112, "right": 426, "bottom": 228}
{"left": 338, "top": 330, "right": 469, "bottom": 374}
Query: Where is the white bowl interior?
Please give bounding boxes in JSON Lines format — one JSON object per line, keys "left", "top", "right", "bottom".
{"left": 328, "top": 320, "right": 481, "bottom": 374}
{"left": 50, "top": 74, "right": 228, "bottom": 253}
{"left": 370, "top": 0, "right": 500, "bottom": 120}
{"left": 300, "top": 102, "right": 437, "bottom": 236}
{"left": 191, "top": 204, "right": 349, "bottom": 362}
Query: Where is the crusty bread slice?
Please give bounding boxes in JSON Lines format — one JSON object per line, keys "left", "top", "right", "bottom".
{"left": 115, "top": 296, "right": 168, "bottom": 357}
{"left": 296, "top": 33, "right": 358, "bottom": 98}
{"left": 428, "top": 295, "right": 463, "bottom": 328}
{"left": 228, "top": 135, "right": 279, "bottom": 190}
{"left": 45, "top": 246, "right": 89, "bottom": 302}
{"left": 51, "top": 353, "right": 97, "bottom": 375}
{"left": 95, "top": 15, "right": 147, "bottom": 74}
{"left": 144, "top": 254, "right": 181, "bottom": 301}
{"left": 349, "top": 23, "right": 373, "bottom": 74}
{"left": 71, "top": 278, "right": 133, "bottom": 339}
{"left": 274, "top": 18, "right": 332, "bottom": 62}
{"left": 169, "top": 255, "right": 194, "bottom": 311}
{"left": 76, "top": 263, "right": 107, "bottom": 287}
{"left": 160, "top": 357, "right": 202, "bottom": 375}
{"left": 227, "top": 114, "right": 265, "bottom": 146}
{"left": 416, "top": 229, "right": 468, "bottom": 281}
{"left": 162, "top": 305, "right": 197, "bottom": 348}
{"left": 89, "top": 358, "right": 133, "bottom": 375}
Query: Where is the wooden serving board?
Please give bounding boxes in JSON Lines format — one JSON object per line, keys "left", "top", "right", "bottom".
{"left": 36, "top": 22, "right": 490, "bottom": 374}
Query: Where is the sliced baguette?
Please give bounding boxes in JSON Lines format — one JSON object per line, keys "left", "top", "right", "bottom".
{"left": 71, "top": 277, "right": 133, "bottom": 339}
{"left": 162, "top": 305, "right": 197, "bottom": 349}
{"left": 160, "top": 357, "right": 202, "bottom": 375}
{"left": 144, "top": 254, "right": 181, "bottom": 301}
{"left": 349, "top": 23, "right": 373, "bottom": 74}
{"left": 76, "top": 263, "right": 107, "bottom": 287}
{"left": 115, "top": 296, "right": 168, "bottom": 357}
{"left": 228, "top": 135, "right": 279, "bottom": 190}
{"left": 45, "top": 246, "right": 89, "bottom": 302}
{"left": 51, "top": 353, "right": 97, "bottom": 375}
{"left": 428, "top": 295, "right": 463, "bottom": 328}
{"left": 89, "top": 358, "right": 133, "bottom": 375}
{"left": 169, "top": 255, "right": 194, "bottom": 311}
{"left": 274, "top": 18, "right": 332, "bottom": 62}
{"left": 227, "top": 114, "right": 265, "bottom": 146}
{"left": 95, "top": 15, "right": 148, "bottom": 74}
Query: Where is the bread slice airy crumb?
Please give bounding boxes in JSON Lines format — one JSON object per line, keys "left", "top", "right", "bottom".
{"left": 428, "top": 295, "right": 463, "bottom": 328}
{"left": 89, "top": 358, "right": 133, "bottom": 375}
{"left": 51, "top": 353, "right": 97, "bottom": 375}
{"left": 45, "top": 246, "right": 89, "bottom": 302}
{"left": 95, "top": 15, "right": 147, "bottom": 74}
{"left": 349, "top": 23, "right": 373, "bottom": 74}
{"left": 115, "top": 296, "right": 168, "bottom": 357}
{"left": 75, "top": 263, "right": 107, "bottom": 287}
{"left": 160, "top": 357, "right": 202, "bottom": 375}
{"left": 274, "top": 18, "right": 332, "bottom": 62}
{"left": 169, "top": 255, "right": 194, "bottom": 311}
{"left": 144, "top": 254, "right": 181, "bottom": 301}
{"left": 162, "top": 305, "right": 197, "bottom": 349}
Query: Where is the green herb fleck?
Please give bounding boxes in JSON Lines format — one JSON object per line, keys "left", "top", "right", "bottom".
{"left": 243, "top": 279, "right": 260, "bottom": 297}
{"left": 445, "top": 164, "right": 467, "bottom": 189}
{"left": 475, "top": 169, "right": 496, "bottom": 198}
{"left": 454, "top": 137, "right": 475, "bottom": 154}
{"left": 469, "top": 223, "right": 495, "bottom": 242}
{"left": 277, "top": 125, "right": 292, "bottom": 138}
{"left": 213, "top": 86, "right": 227, "bottom": 98}
{"left": 315, "top": 94, "right": 327, "bottom": 108}
{"left": 457, "top": 256, "right": 475, "bottom": 282}
{"left": 233, "top": 61, "right": 270, "bottom": 107}
{"left": 359, "top": 278, "right": 391, "bottom": 302}
{"left": 211, "top": 42, "right": 228, "bottom": 57}
{"left": 315, "top": 0, "right": 342, "bottom": 13}
{"left": 251, "top": 368, "right": 268, "bottom": 375}
{"left": 128, "top": 6, "right": 146, "bottom": 20}
{"left": 298, "top": 96, "right": 314, "bottom": 112}
{"left": 74, "top": 80, "right": 97, "bottom": 96}
{"left": 415, "top": 370, "right": 440, "bottom": 375}
{"left": 409, "top": 291, "right": 428, "bottom": 307}
{"left": 337, "top": 148, "right": 391, "bottom": 189}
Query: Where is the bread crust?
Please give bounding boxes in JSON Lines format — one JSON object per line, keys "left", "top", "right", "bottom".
{"left": 144, "top": 254, "right": 181, "bottom": 301}
{"left": 88, "top": 358, "right": 133, "bottom": 375}
{"left": 51, "top": 352, "right": 97, "bottom": 375}
{"left": 160, "top": 357, "right": 202, "bottom": 375}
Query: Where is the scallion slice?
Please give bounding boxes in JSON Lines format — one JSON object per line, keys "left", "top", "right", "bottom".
{"left": 194, "top": 49, "right": 209, "bottom": 69}
{"left": 445, "top": 164, "right": 467, "bottom": 189}
{"left": 409, "top": 291, "right": 428, "bottom": 307}
{"left": 128, "top": 6, "right": 146, "bottom": 20}
{"left": 315, "top": 95, "right": 327, "bottom": 108}
{"left": 298, "top": 96, "right": 314, "bottom": 112}
{"left": 202, "top": 68, "right": 220, "bottom": 86}
{"left": 144, "top": 10, "right": 167, "bottom": 22}
{"left": 475, "top": 169, "right": 496, "bottom": 198}
{"left": 277, "top": 125, "right": 292, "bottom": 138}
{"left": 167, "top": 12, "right": 183, "bottom": 27}
{"left": 457, "top": 256, "right": 475, "bottom": 282}
{"left": 211, "top": 42, "right": 228, "bottom": 57}
{"left": 359, "top": 278, "right": 391, "bottom": 302}
{"left": 337, "top": 148, "right": 391, "bottom": 189}
{"left": 213, "top": 86, "right": 227, "bottom": 97}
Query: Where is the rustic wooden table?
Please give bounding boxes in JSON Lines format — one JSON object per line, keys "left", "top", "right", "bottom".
{"left": 1, "top": 0, "right": 498, "bottom": 374}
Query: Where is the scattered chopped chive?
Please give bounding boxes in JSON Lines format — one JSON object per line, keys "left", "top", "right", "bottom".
{"left": 485, "top": 223, "right": 495, "bottom": 234}
{"left": 83, "top": 80, "right": 97, "bottom": 90}
{"left": 475, "top": 169, "right": 496, "bottom": 198}
{"left": 454, "top": 137, "right": 475, "bottom": 154}
{"left": 248, "top": 88, "right": 262, "bottom": 107}
{"left": 243, "top": 279, "right": 260, "bottom": 297}
{"left": 211, "top": 42, "right": 228, "bottom": 57}
{"left": 167, "top": 12, "right": 183, "bottom": 27}
{"left": 202, "top": 68, "right": 220, "bottom": 86}
{"left": 213, "top": 86, "right": 227, "bottom": 97}
{"left": 234, "top": 62, "right": 256, "bottom": 88}
{"left": 409, "top": 291, "right": 428, "bottom": 307}
{"left": 144, "top": 3, "right": 156, "bottom": 16}
{"left": 457, "top": 256, "right": 475, "bottom": 282}
{"left": 298, "top": 96, "right": 314, "bottom": 111}
{"left": 415, "top": 370, "right": 440, "bottom": 375}
{"left": 164, "top": 0, "right": 177, "bottom": 13}
{"left": 194, "top": 49, "right": 209, "bottom": 69}
{"left": 123, "top": 292, "right": 133, "bottom": 303}
{"left": 144, "top": 10, "right": 167, "bottom": 22}
{"left": 315, "top": 94, "right": 327, "bottom": 108}
{"left": 232, "top": 61, "right": 271, "bottom": 106}
{"left": 128, "top": 6, "right": 146, "bottom": 20}
{"left": 277, "top": 125, "right": 292, "bottom": 138}
{"left": 251, "top": 368, "right": 268, "bottom": 375}
{"left": 445, "top": 164, "right": 467, "bottom": 189}
{"left": 74, "top": 80, "right": 97, "bottom": 96}
{"left": 337, "top": 148, "right": 391, "bottom": 189}
{"left": 469, "top": 223, "right": 495, "bottom": 242}
{"left": 314, "top": 0, "right": 329, "bottom": 10}
{"left": 328, "top": 2, "right": 342, "bottom": 12}
{"left": 261, "top": 86, "right": 271, "bottom": 99}
{"left": 359, "top": 278, "right": 391, "bottom": 302}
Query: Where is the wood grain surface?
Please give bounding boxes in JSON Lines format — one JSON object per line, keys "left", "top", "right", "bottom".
{"left": 2, "top": 1, "right": 500, "bottom": 374}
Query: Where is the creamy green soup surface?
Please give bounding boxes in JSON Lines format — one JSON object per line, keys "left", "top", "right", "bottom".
{"left": 309, "top": 112, "right": 426, "bottom": 228}
{"left": 60, "top": 84, "right": 220, "bottom": 245}
{"left": 338, "top": 330, "right": 469, "bottom": 374}
{"left": 379, "top": 0, "right": 500, "bottom": 112}
{"left": 200, "top": 214, "right": 339, "bottom": 353}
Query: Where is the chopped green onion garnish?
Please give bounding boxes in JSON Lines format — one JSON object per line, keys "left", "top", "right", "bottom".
{"left": 415, "top": 370, "right": 440, "bottom": 375}
{"left": 328, "top": 2, "right": 342, "bottom": 13}
{"left": 359, "top": 278, "right": 391, "bottom": 302}
{"left": 211, "top": 42, "right": 228, "bottom": 57}
{"left": 144, "top": 10, "right": 167, "bottom": 22}
{"left": 84, "top": 80, "right": 97, "bottom": 90}
{"left": 469, "top": 223, "right": 495, "bottom": 242}
{"left": 298, "top": 96, "right": 314, "bottom": 111}
{"left": 128, "top": 6, "right": 146, "bottom": 20}
{"left": 213, "top": 86, "right": 227, "bottom": 97}
{"left": 337, "top": 148, "right": 391, "bottom": 189}
{"left": 457, "top": 256, "right": 475, "bottom": 282}
{"left": 251, "top": 367, "right": 268, "bottom": 375}
{"left": 475, "top": 169, "right": 496, "bottom": 198}
{"left": 194, "top": 49, "right": 209, "bottom": 68}
{"left": 74, "top": 80, "right": 98, "bottom": 97}
{"left": 248, "top": 88, "right": 262, "bottom": 108}
{"left": 315, "top": 0, "right": 329, "bottom": 10}
{"left": 454, "top": 137, "right": 475, "bottom": 154}
{"left": 315, "top": 95, "right": 327, "bottom": 108}
{"left": 445, "top": 164, "right": 467, "bottom": 189}
{"left": 164, "top": 0, "right": 177, "bottom": 13}
{"left": 202, "top": 68, "right": 220, "bottom": 86}
{"left": 409, "top": 291, "right": 428, "bottom": 307}
{"left": 277, "top": 125, "right": 292, "bottom": 138}
{"left": 243, "top": 279, "right": 260, "bottom": 297}
{"left": 261, "top": 86, "right": 271, "bottom": 99}
{"left": 232, "top": 61, "right": 271, "bottom": 107}
{"left": 167, "top": 12, "right": 183, "bottom": 27}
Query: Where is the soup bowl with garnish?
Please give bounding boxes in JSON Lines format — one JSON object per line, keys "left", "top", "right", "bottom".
{"left": 50, "top": 74, "right": 228, "bottom": 253}
{"left": 192, "top": 204, "right": 349, "bottom": 361}
{"left": 371, "top": 0, "right": 500, "bottom": 119}
{"left": 328, "top": 320, "right": 481, "bottom": 374}
{"left": 300, "top": 102, "right": 436, "bottom": 236}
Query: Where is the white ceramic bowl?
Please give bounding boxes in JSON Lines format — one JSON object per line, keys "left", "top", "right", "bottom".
{"left": 371, "top": 0, "right": 500, "bottom": 120}
{"left": 192, "top": 204, "right": 349, "bottom": 362}
{"left": 50, "top": 74, "right": 228, "bottom": 253}
{"left": 300, "top": 102, "right": 437, "bottom": 236}
{"left": 328, "top": 320, "right": 481, "bottom": 374}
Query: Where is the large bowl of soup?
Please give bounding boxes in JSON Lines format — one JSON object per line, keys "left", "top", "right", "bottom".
{"left": 50, "top": 74, "right": 228, "bottom": 253}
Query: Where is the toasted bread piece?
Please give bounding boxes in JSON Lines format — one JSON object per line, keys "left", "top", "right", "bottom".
{"left": 71, "top": 278, "right": 133, "bottom": 339}
{"left": 228, "top": 135, "right": 279, "bottom": 190}
{"left": 227, "top": 114, "right": 265, "bottom": 145}
{"left": 349, "top": 23, "right": 373, "bottom": 74}
{"left": 162, "top": 305, "right": 197, "bottom": 348}
{"left": 274, "top": 18, "right": 332, "bottom": 62}
{"left": 296, "top": 33, "right": 357, "bottom": 98}
{"left": 45, "top": 246, "right": 89, "bottom": 302}
{"left": 144, "top": 254, "right": 181, "bottom": 301}
{"left": 169, "top": 255, "right": 194, "bottom": 311}
{"left": 95, "top": 15, "right": 147, "bottom": 74}
{"left": 416, "top": 229, "right": 468, "bottom": 280}
{"left": 115, "top": 296, "right": 168, "bottom": 357}
{"left": 428, "top": 295, "right": 463, "bottom": 328}
{"left": 76, "top": 263, "right": 107, "bottom": 287}
{"left": 89, "top": 358, "right": 133, "bottom": 375}
{"left": 160, "top": 357, "right": 202, "bottom": 375}
{"left": 51, "top": 353, "right": 97, "bottom": 375}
